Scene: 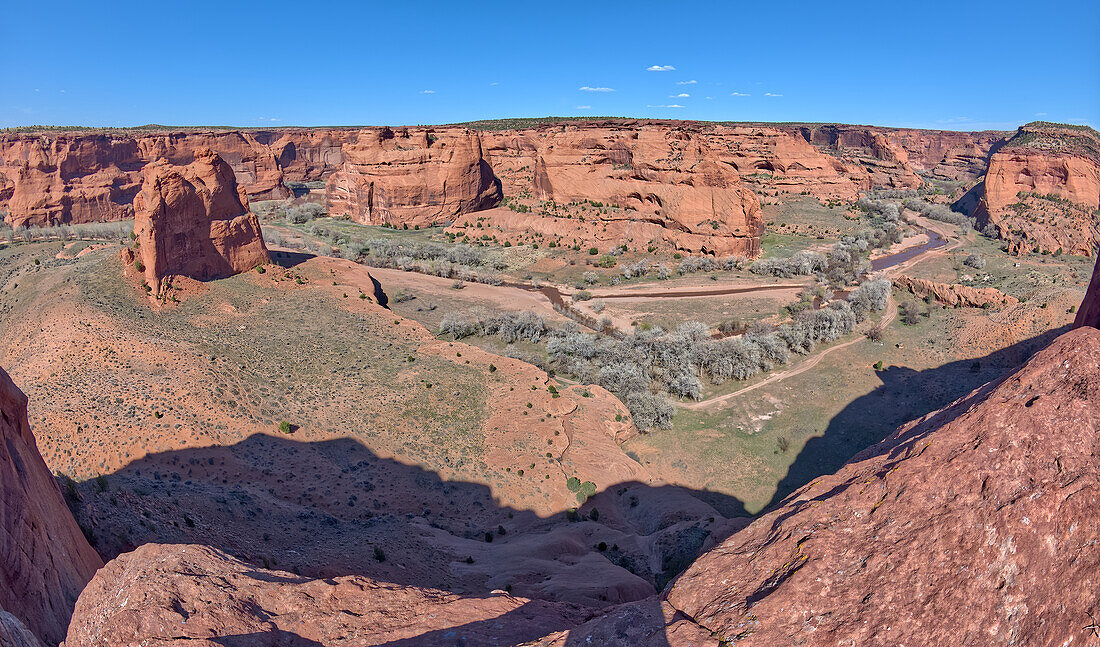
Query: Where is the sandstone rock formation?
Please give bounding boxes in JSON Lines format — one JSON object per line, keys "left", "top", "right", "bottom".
{"left": 63, "top": 543, "right": 590, "bottom": 647}
{"left": 325, "top": 127, "right": 502, "bottom": 226}
{"left": 1075, "top": 257, "right": 1100, "bottom": 329}
{"left": 893, "top": 274, "right": 1019, "bottom": 308}
{"left": 0, "top": 610, "right": 45, "bottom": 647}
{"left": 976, "top": 123, "right": 1100, "bottom": 255}
{"left": 133, "top": 149, "right": 269, "bottom": 294}
{"left": 665, "top": 325, "right": 1100, "bottom": 645}
{"left": 0, "top": 366, "right": 102, "bottom": 646}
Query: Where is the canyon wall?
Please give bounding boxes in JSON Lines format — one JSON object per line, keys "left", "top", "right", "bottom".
{"left": 17, "top": 121, "right": 1100, "bottom": 259}
{"left": 975, "top": 123, "right": 1100, "bottom": 255}
{"left": 0, "top": 367, "right": 102, "bottom": 646}
{"left": 131, "top": 149, "right": 269, "bottom": 294}
{"left": 325, "top": 127, "right": 502, "bottom": 226}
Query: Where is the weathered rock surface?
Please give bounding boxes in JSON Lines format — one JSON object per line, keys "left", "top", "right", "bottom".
{"left": 63, "top": 543, "right": 590, "bottom": 647}
{"left": 0, "top": 609, "right": 45, "bottom": 647}
{"left": 976, "top": 123, "right": 1100, "bottom": 255}
{"left": 325, "top": 127, "right": 502, "bottom": 226}
{"left": 893, "top": 274, "right": 1019, "bottom": 308}
{"left": 665, "top": 326, "right": 1100, "bottom": 646}
{"left": 133, "top": 149, "right": 269, "bottom": 294}
{"left": 1075, "top": 257, "right": 1100, "bottom": 329}
{"left": 0, "top": 366, "right": 102, "bottom": 646}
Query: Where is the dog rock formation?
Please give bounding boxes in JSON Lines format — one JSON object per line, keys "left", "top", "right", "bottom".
{"left": 0, "top": 367, "right": 102, "bottom": 647}
{"left": 132, "top": 149, "right": 269, "bottom": 295}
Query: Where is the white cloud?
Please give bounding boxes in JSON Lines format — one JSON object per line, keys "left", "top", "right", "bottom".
{"left": 731, "top": 92, "right": 750, "bottom": 97}
{"left": 421, "top": 89, "right": 435, "bottom": 94}
{"left": 646, "top": 65, "right": 675, "bottom": 72}
{"left": 1035, "top": 112, "right": 1048, "bottom": 116}
{"left": 671, "top": 93, "right": 690, "bottom": 98}
{"left": 647, "top": 104, "right": 685, "bottom": 108}
{"left": 677, "top": 80, "right": 697, "bottom": 85}
{"left": 579, "top": 86, "right": 615, "bottom": 92}
{"left": 490, "top": 82, "right": 500, "bottom": 86}
{"left": 705, "top": 96, "right": 713, "bottom": 100}
{"left": 257, "top": 117, "right": 281, "bottom": 122}
{"left": 576, "top": 105, "right": 592, "bottom": 110}
{"left": 764, "top": 92, "right": 783, "bottom": 97}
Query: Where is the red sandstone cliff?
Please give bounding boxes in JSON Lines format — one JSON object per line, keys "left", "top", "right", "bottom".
{"left": 325, "top": 127, "right": 502, "bottom": 226}
{"left": 976, "top": 123, "right": 1100, "bottom": 255}
{"left": 0, "top": 367, "right": 102, "bottom": 646}
{"left": 132, "top": 149, "right": 269, "bottom": 295}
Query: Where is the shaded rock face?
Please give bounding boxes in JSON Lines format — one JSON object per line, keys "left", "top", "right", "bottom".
{"left": 0, "top": 367, "right": 102, "bottom": 646}
{"left": 665, "top": 326, "right": 1100, "bottom": 646}
{"left": 893, "top": 274, "right": 1019, "bottom": 309}
{"left": 976, "top": 123, "right": 1100, "bottom": 256}
{"left": 325, "top": 127, "right": 502, "bottom": 226}
{"left": 133, "top": 149, "right": 269, "bottom": 294}
{"left": 1075, "top": 257, "right": 1100, "bottom": 329}
{"left": 63, "top": 543, "right": 590, "bottom": 647}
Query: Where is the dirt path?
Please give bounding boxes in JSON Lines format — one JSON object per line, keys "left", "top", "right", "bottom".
{"left": 683, "top": 298, "right": 898, "bottom": 411}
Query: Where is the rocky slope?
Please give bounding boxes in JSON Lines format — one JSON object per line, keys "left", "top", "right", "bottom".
{"left": 325, "top": 127, "right": 502, "bottom": 226}
{"left": 976, "top": 122, "right": 1100, "bottom": 255}
{"left": 0, "top": 366, "right": 102, "bottom": 646}
{"left": 664, "top": 324, "right": 1100, "bottom": 645}
{"left": 130, "top": 149, "right": 269, "bottom": 295}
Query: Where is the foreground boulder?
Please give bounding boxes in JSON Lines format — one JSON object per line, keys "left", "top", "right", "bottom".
{"left": 665, "top": 326, "right": 1100, "bottom": 645}
{"left": 133, "top": 149, "right": 269, "bottom": 295}
{"left": 1075, "top": 257, "right": 1100, "bottom": 329}
{"left": 0, "top": 367, "right": 102, "bottom": 646}
{"left": 63, "top": 543, "right": 589, "bottom": 647}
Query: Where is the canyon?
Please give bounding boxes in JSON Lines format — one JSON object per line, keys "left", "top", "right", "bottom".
{"left": 10, "top": 120, "right": 1084, "bottom": 256}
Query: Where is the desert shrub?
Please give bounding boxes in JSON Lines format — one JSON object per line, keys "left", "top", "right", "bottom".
{"left": 903, "top": 197, "right": 970, "bottom": 227}
{"left": 750, "top": 250, "right": 827, "bottom": 278}
{"left": 678, "top": 256, "right": 718, "bottom": 275}
{"left": 847, "top": 279, "right": 891, "bottom": 321}
{"left": 621, "top": 260, "right": 649, "bottom": 279}
{"left": 963, "top": 253, "right": 986, "bottom": 269}
{"left": 668, "top": 372, "right": 702, "bottom": 400}
{"left": 590, "top": 300, "right": 606, "bottom": 313}
{"left": 573, "top": 290, "right": 593, "bottom": 302}
{"left": 287, "top": 202, "right": 325, "bottom": 224}
{"left": 582, "top": 271, "right": 599, "bottom": 285}
{"left": 625, "top": 393, "right": 674, "bottom": 430}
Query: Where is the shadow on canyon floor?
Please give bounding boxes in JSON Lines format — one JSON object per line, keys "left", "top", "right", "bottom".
{"left": 71, "top": 433, "right": 747, "bottom": 645}
{"left": 765, "top": 325, "right": 1070, "bottom": 511}
{"left": 269, "top": 249, "right": 316, "bottom": 269}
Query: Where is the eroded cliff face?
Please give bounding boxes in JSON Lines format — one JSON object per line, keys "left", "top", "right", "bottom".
{"left": 0, "top": 367, "right": 102, "bottom": 647}
{"left": 664, "top": 325, "right": 1100, "bottom": 646}
{"left": 325, "top": 127, "right": 502, "bottom": 226}
{"left": 132, "top": 149, "right": 269, "bottom": 294}
{"left": 976, "top": 123, "right": 1100, "bottom": 255}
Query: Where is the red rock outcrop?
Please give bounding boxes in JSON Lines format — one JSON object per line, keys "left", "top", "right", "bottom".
{"left": 63, "top": 543, "right": 590, "bottom": 647}
{"left": 893, "top": 274, "right": 1019, "bottom": 308}
{"left": 0, "top": 366, "right": 102, "bottom": 646}
{"left": 325, "top": 127, "right": 502, "bottom": 226}
{"left": 879, "top": 128, "right": 1006, "bottom": 181}
{"left": 976, "top": 123, "right": 1100, "bottom": 255}
{"left": 133, "top": 149, "right": 269, "bottom": 294}
{"left": 665, "top": 326, "right": 1100, "bottom": 645}
{"left": 1075, "top": 257, "right": 1100, "bottom": 328}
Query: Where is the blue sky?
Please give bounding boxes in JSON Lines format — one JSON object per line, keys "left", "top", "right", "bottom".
{"left": 2, "top": 0, "right": 1097, "bottom": 130}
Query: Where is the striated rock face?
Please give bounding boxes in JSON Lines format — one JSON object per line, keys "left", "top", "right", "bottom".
{"left": 0, "top": 609, "right": 45, "bottom": 647}
{"left": 324, "top": 127, "right": 501, "bottom": 224}
{"left": 976, "top": 123, "right": 1100, "bottom": 255}
{"left": 133, "top": 149, "right": 269, "bottom": 294}
{"left": 0, "top": 134, "right": 144, "bottom": 228}
{"left": 0, "top": 366, "right": 102, "bottom": 646}
{"left": 468, "top": 123, "right": 764, "bottom": 255}
{"left": 893, "top": 274, "right": 1019, "bottom": 308}
{"left": 325, "top": 127, "right": 502, "bottom": 226}
{"left": 63, "top": 543, "right": 589, "bottom": 647}
{"left": 665, "top": 326, "right": 1100, "bottom": 646}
